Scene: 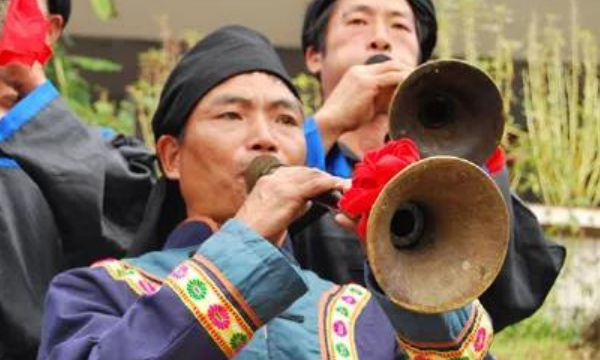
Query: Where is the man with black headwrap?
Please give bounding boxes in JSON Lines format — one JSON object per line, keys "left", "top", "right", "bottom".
{"left": 38, "top": 25, "right": 496, "bottom": 360}
{"left": 293, "top": 0, "right": 565, "bottom": 333}
{"left": 0, "top": 1, "right": 154, "bottom": 358}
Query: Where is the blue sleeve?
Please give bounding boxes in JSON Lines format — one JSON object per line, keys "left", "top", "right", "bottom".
{"left": 38, "top": 220, "right": 308, "bottom": 360}
{"left": 304, "top": 116, "right": 327, "bottom": 171}
{"left": 0, "top": 81, "right": 58, "bottom": 143}
{"left": 304, "top": 117, "right": 354, "bottom": 178}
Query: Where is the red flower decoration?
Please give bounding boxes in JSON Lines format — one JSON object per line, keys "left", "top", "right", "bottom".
{"left": 207, "top": 304, "right": 231, "bottom": 330}
{"left": 339, "top": 138, "right": 420, "bottom": 240}
{"left": 485, "top": 146, "right": 506, "bottom": 177}
{"left": 0, "top": 0, "right": 53, "bottom": 66}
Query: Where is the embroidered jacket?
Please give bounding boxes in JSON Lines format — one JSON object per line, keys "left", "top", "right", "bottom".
{"left": 39, "top": 219, "right": 494, "bottom": 360}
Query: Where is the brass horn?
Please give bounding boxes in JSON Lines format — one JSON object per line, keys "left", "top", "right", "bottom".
{"left": 366, "top": 156, "right": 509, "bottom": 313}
{"left": 245, "top": 60, "right": 510, "bottom": 314}
{"left": 245, "top": 154, "right": 510, "bottom": 314}
{"left": 388, "top": 60, "right": 505, "bottom": 165}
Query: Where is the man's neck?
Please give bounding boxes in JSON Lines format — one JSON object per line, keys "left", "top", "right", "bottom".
{"left": 339, "top": 114, "right": 388, "bottom": 159}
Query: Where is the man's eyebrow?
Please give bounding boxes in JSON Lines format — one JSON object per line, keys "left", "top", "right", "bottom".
{"left": 209, "top": 94, "right": 253, "bottom": 107}
{"left": 342, "top": 4, "right": 375, "bottom": 18}
{"left": 269, "top": 98, "right": 303, "bottom": 113}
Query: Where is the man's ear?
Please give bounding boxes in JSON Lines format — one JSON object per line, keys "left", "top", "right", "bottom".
{"left": 305, "top": 46, "right": 323, "bottom": 76}
{"left": 46, "top": 14, "right": 64, "bottom": 45}
{"left": 156, "top": 135, "right": 182, "bottom": 181}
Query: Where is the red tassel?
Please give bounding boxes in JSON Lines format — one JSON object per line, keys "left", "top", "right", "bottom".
{"left": 485, "top": 146, "right": 506, "bottom": 176}
{"left": 339, "top": 138, "right": 421, "bottom": 241}
{"left": 0, "top": 0, "right": 52, "bottom": 66}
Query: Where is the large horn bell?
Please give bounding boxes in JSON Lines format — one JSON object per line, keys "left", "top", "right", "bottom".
{"left": 389, "top": 60, "right": 505, "bottom": 165}
{"left": 367, "top": 156, "right": 509, "bottom": 313}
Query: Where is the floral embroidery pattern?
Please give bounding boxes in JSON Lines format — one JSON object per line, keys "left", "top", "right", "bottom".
{"left": 166, "top": 260, "right": 253, "bottom": 358}
{"left": 187, "top": 279, "right": 208, "bottom": 301}
{"left": 324, "top": 284, "right": 371, "bottom": 360}
{"left": 208, "top": 304, "right": 231, "bottom": 330}
{"left": 399, "top": 301, "right": 493, "bottom": 360}
{"left": 93, "top": 259, "right": 159, "bottom": 296}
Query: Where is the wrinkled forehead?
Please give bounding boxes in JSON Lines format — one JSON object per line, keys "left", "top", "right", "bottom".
{"left": 196, "top": 71, "right": 303, "bottom": 114}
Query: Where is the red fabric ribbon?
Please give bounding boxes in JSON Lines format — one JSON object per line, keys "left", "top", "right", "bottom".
{"left": 339, "top": 138, "right": 421, "bottom": 241}
{"left": 0, "top": 0, "right": 52, "bottom": 66}
{"left": 485, "top": 146, "right": 506, "bottom": 177}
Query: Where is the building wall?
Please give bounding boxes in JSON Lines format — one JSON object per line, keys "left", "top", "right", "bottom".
{"left": 64, "top": 0, "right": 600, "bottom": 99}
{"left": 67, "top": 0, "right": 600, "bottom": 51}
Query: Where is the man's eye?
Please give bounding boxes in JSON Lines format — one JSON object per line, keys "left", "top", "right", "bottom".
{"left": 392, "top": 23, "right": 409, "bottom": 31}
{"left": 276, "top": 114, "right": 299, "bottom": 126}
{"left": 348, "top": 18, "right": 367, "bottom": 26}
{"left": 218, "top": 112, "right": 242, "bottom": 120}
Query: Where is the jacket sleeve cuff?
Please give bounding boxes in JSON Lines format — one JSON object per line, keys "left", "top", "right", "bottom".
{"left": 304, "top": 116, "right": 327, "bottom": 171}
{"left": 366, "top": 266, "right": 493, "bottom": 359}
{"left": 163, "top": 219, "right": 308, "bottom": 355}
{"left": 0, "top": 81, "right": 58, "bottom": 143}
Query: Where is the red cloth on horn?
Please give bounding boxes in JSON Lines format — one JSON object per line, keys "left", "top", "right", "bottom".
{"left": 339, "top": 138, "right": 421, "bottom": 241}
{"left": 0, "top": 0, "right": 52, "bottom": 66}
{"left": 485, "top": 146, "right": 506, "bottom": 177}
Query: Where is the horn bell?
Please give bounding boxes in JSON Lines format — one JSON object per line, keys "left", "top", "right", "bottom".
{"left": 389, "top": 60, "right": 505, "bottom": 165}
{"left": 367, "top": 156, "right": 510, "bottom": 313}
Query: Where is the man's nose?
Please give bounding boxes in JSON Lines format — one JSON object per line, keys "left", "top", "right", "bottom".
{"left": 369, "top": 21, "right": 392, "bottom": 52}
{"left": 248, "top": 118, "right": 278, "bottom": 153}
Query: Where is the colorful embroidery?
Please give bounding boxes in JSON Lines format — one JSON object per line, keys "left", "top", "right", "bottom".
{"left": 165, "top": 259, "right": 254, "bottom": 357}
{"left": 93, "top": 259, "right": 160, "bottom": 297}
{"left": 399, "top": 301, "right": 493, "bottom": 360}
{"left": 322, "top": 284, "right": 371, "bottom": 360}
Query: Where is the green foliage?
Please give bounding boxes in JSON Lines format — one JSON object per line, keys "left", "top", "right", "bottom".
{"left": 127, "top": 23, "right": 202, "bottom": 149}
{"left": 90, "top": 0, "right": 118, "bottom": 21}
{"left": 46, "top": 42, "right": 135, "bottom": 135}
{"left": 293, "top": 73, "right": 322, "bottom": 116}
{"left": 518, "top": 7, "right": 600, "bottom": 207}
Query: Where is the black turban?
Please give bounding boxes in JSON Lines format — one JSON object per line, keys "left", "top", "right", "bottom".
{"left": 301, "top": 0, "right": 437, "bottom": 63}
{"left": 131, "top": 25, "right": 299, "bottom": 256}
{"left": 48, "top": 0, "right": 71, "bottom": 25}
{"left": 152, "top": 25, "right": 298, "bottom": 139}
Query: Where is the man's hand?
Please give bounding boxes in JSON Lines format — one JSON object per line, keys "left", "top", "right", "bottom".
{"left": 0, "top": 61, "right": 46, "bottom": 98}
{"left": 314, "top": 61, "right": 413, "bottom": 154}
{"left": 235, "top": 166, "right": 346, "bottom": 246}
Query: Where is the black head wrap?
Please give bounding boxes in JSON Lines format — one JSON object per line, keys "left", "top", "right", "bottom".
{"left": 47, "top": 0, "right": 71, "bottom": 26}
{"left": 152, "top": 25, "right": 298, "bottom": 139}
{"left": 301, "top": 0, "right": 437, "bottom": 63}
{"left": 130, "top": 25, "right": 299, "bottom": 256}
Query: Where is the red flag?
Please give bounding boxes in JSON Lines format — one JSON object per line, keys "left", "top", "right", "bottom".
{"left": 0, "top": 0, "right": 52, "bottom": 66}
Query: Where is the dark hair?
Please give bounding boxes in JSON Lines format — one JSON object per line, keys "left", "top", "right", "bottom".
{"left": 302, "top": 2, "right": 336, "bottom": 54}
{"left": 48, "top": 0, "right": 71, "bottom": 26}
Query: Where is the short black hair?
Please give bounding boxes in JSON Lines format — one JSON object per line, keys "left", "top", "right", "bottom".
{"left": 301, "top": 0, "right": 438, "bottom": 63}
{"left": 48, "top": 0, "right": 71, "bottom": 26}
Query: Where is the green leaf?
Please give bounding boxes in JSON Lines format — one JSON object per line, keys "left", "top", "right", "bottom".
{"left": 90, "top": 0, "right": 118, "bottom": 21}
{"left": 70, "top": 55, "right": 122, "bottom": 72}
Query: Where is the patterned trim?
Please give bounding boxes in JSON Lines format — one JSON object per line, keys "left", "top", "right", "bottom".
{"left": 322, "top": 284, "right": 372, "bottom": 360}
{"left": 194, "top": 254, "right": 262, "bottom": 328}
{"left": 399, "top": 302, "right": 493, "bottom": 360}
{"left": 165, "top": 259, "right": 255, "bottom": 358}
{"left": 93, "top": 259, "right": 160, "bottom": 297}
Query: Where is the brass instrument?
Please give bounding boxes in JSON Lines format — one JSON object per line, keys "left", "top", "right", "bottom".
{"left": 245, "top": 60, "right": 510, "bottom": 314}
